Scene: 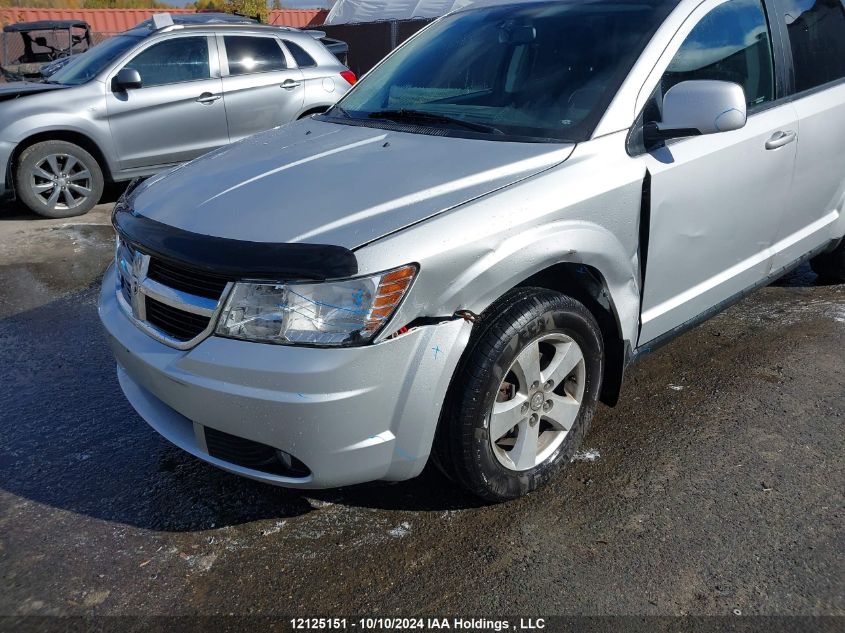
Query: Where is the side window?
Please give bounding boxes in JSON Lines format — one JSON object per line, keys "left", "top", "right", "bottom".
{"left": 124, "top": 37, "right": 210, "bottom": 87}
{"left": 284, "top": 40, "right": 316, "bottom": 68}
{"left": 224, "top": 36, "right": 287, "bottom": 76}
{"left": 783, "top": 0, "right": 845, "bottom": 92}
{"left": 662, "top": 0, "right": 775, "bottom": 109}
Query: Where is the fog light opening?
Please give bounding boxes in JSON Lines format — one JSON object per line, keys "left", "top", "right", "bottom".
{"left": 276, "top": 449, "right": 310, "bottom": 478}
{"left": 276, "top": 449, "right": 293, "bottom": 470}
{"left": 204, "top": 426, "right": 311, "bottom": 478}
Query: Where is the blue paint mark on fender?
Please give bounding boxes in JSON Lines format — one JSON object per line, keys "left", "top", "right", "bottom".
{"left": 395, "top": 446, "right": 414, "bottom": 461}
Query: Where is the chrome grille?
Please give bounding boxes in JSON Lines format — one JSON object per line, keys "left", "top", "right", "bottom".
{"left": 115, "top": 238, "right": 233, "bottom": 349}
{"left": 147, "top": 257, "right": 230, "bottom": 301}
{"left": 119, "top": 273, "right": 132, "bottom": 306}
{"left": 145, "top": 296, "right": 211, "bottom": 342}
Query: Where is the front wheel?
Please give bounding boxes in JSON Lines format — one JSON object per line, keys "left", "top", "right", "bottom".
{"left": 436, "top": 288, "right": 604, "bottom": 501}
{"left": 15, "top": 140, "right": 104, "bottom": 218}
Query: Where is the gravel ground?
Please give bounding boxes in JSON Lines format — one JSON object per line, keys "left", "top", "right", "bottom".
{"left": 0, "top": 201, "right": 842, "bottom": 627}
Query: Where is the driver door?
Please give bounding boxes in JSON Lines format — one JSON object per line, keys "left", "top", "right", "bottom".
{"left": 106, "top": 35, "right": 229, "bottom": 170}
{"left": 637, "top": 0, "right": 798, "bottom": 345}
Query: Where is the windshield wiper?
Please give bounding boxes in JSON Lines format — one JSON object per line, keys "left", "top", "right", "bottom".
{"left": 328, "top": 104, "right": 351, "bottom": 119}
{"left": 368, "top": 109, "right": 504, "bottom": 135}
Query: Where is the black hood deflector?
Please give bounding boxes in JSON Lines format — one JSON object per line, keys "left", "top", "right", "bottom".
{"left": 113, "top": 203, "right": 358, "bottom": 281}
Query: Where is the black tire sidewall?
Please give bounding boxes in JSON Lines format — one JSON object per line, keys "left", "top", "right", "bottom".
{"left": 16, "top": 141, "right": 104, "bottom": 219}
{"left": 810, "top": 241, "right": 845, "bottom": 281}
{"left": 452, "top": 291, "right": 604, "bottom": 501}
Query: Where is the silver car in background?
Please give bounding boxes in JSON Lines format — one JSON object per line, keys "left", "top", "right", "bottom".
{"left": 0, "top": 13, "right": 355, "bottom": 218}
{"left": 100, "top": 0, "right": 845, "bottom": 501}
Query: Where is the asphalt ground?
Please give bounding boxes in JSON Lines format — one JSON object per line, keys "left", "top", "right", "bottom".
{"left": 0, "top": 198, "right": 842, "bottom": 630}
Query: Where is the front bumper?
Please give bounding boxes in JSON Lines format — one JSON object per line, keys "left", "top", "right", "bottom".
{"left": 0, "top": 140, "right": 16, "bottom": 198}
{"left": 98, "top": 265, "right": 472, "bottom": 488}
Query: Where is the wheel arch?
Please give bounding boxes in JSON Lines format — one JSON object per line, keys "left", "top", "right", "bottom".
{"left": 297, "top": 105, "right": 332, "bottom": 120}
{"left": 365, "top": 221, "right": 642, "bottom": 405}
{"left": 416, "top": 224, "right": 640, "bottom": 407}
{"left": 514, "top": 263, "right": 629, "bottom": 406}
{"left": 10, "top": 130, "right": 113, "bottom": 190}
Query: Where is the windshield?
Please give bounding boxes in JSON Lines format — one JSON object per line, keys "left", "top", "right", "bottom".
{"left": 49, "top": 34, "right": 142, "bottom": 86}
{"left": 331, "top": 0, "right": 673, "bottom": 142}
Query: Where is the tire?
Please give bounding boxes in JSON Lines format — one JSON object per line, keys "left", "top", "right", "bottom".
{"left": 15, "top": 140, "right": 104, "bottom": 219}
{"left": 435, "top": 288, "right": 604, "bottom": 501}
{"left": 810, "top": 240, "right": 845, "bottom": 281}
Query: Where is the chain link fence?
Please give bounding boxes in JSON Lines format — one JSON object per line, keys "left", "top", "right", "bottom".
{"left": 1, "top": 30, "right": 116, "bottom": 76}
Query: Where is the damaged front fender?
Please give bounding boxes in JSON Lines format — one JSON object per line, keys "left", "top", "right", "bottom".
{"left": 361, "top": 132, "right": 647, "bottom": 352}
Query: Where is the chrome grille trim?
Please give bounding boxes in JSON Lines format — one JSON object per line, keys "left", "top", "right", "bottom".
{"left": 142, "top": 277, "right": 218, "bottom": 318}
{"left": 115, "top": 238, "right": 233, "bottom": 350}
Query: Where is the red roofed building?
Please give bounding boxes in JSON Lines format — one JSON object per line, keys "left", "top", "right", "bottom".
{"left": 0, "top": 8, "right": 328, "bottom": 33}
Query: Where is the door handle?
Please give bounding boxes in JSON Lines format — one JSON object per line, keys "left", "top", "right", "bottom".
{"left": 765, "top": 130, "right": 796, "bottom": 150}
{"left": 196, "top": 92, "right": 222, "bottom": 104}
{"left": 281, "top": 79, "right": 302, "bottom": 90}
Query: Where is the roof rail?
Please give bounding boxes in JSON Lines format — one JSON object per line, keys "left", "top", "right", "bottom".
{"left": 171, "top": 22, "right": 300, "bottom": 33}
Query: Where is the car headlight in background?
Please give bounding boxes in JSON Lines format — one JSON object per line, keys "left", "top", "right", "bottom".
{"left": 216, "top": 264, "right": 417, "bottom": 346}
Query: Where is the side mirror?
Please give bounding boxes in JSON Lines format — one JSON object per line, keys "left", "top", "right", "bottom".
{"left": 645, "top": 80, "right": 746, "bottom": 146}
{"left": 114, "top": 67, "right": 142, "bottom": 91}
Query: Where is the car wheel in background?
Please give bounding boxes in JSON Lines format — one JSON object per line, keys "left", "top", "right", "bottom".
{"left": 810, "top": 240, "right": 845, "bottom": 281}
{"left": 15, "top": 140, "right": 104, "bottom": 219}
{"left": 435, "top": 288, "right": 604, "bottom": 501}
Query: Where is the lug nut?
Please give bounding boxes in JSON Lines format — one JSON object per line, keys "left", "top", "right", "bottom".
{"left": 543, "top": 400, "right": 553, "bottom": 412}
{"left": 544, "top": 379, "right": 554, "bottom": 391}
{"left": 520, "top": 402, "right": 530, "bottom": 414}
{"left": 529, "top": 413, "right": 539, "bottom": 426}
{"left": 531, "top": 380, "right": 540, "bottom": 390}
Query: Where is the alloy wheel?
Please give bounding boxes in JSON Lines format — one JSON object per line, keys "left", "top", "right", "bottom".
{"left": 489, "top": 332, "right": 586, "bottom": 471}
{"left": 28, "top": 153, "right": 93, "bottom": 212}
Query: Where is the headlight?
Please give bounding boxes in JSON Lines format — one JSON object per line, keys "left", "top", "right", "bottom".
{"left": 216, "top": 264, "right": 417, "bottom": 346}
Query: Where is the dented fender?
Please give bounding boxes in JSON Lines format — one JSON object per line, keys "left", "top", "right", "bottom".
{"left": 433, "top": 220, "right": 641, "bottom": 345}
{"left": 358, "top": 132, "right": 648, "bottom": 351}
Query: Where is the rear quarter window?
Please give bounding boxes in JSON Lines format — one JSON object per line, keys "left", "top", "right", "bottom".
{"left": 284, "top": 40, "right": 317, "bottom": 68}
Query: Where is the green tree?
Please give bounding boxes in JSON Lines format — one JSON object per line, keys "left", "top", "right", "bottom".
{"left": 190, "top": 0, "right": 229, "bottom": 11}
{"left": 229, "top": 0, "right": 267, "bottom": 22}
{"left": 188, "top": 0, "right": 268, "bottom": 21}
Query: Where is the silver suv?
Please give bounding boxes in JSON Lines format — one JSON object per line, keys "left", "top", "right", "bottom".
{"left": 0, "top": 14, "right": 354, "bottom": 218}
{"left": 99, "top": 0, "right": 845, "bottom": 501}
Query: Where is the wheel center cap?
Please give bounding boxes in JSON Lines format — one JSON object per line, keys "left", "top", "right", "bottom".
{"left": 530, "top": 391, "right": 545, "bottom": 411}
{"left": 57, "top": 177, "right": 67, "bottom": 187}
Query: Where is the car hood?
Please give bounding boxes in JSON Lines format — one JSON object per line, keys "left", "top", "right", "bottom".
{"left": 0, "top": 81, "right": 68, "bottom": 102}
{"left": 130, "top": 119, "right": 574, "bottom": 250}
